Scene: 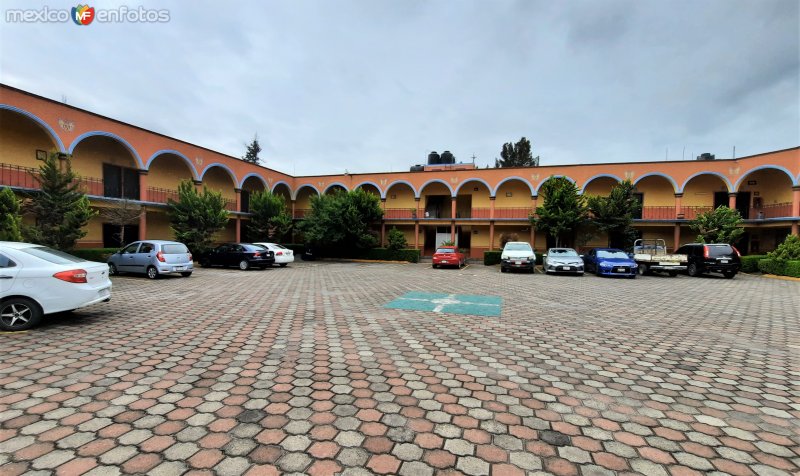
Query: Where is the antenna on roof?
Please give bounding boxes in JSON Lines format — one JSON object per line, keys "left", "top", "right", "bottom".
{"left": 732, "top": 146, "right": 736, "bottom": 159}
{"left": 61, "top": 95, "right": 67, "bottom": 104}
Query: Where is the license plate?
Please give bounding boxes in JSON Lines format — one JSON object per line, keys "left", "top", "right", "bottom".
{"left": 615, "top": 267, "right": 626, "bottom": 272}
{"left": 441, "top": 260, "right": 448, "bottom": 263}
{"left": 515, "top": 261, "right": 522, "bottom": 265}
{"left": 559, "top": 266, "right": 572, "bottom": 271}
{"left": 173, "top": 266, "right": 184, "bottom": 271}
{"left": 720, "top": 259, "right": 729, "bottom": 263}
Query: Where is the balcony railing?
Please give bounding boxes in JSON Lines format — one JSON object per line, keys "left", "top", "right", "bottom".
{"left": 679, "top": 206, "right": 713, "bottom": 220}
{"left": 78, "top": 176, "right": 105, "bottom": 196}
{"left": 293, "top": 208, "right": 310, "bottom": 219}
{"left": 640, "top": 206, "right": 676, "bottom": 220}
{"left": 147, "top": 187, "right": 179, "bottom": 204}
{"left": 750, "top": 203, "right": 793, "bottom": 219}
{"left": 224, "top": 198, "right": 237, "bottom": 212}
{"left": 0, "top": 163, "right": 39, "bottom": 189}
{"left": 493, "top": 207, "right": 532, "bottom": 219}
{"left": 384, "top": 208, "right": 415, "bottom": 219}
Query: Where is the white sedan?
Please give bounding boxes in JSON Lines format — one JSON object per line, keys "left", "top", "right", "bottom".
{"left": 253, "top": 243, "right": 294, "bottom": 267}
{"left": 0, "top": 242, "right": 112, "bottom": 331}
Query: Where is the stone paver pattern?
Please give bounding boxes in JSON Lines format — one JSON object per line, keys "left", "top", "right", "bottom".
{"left": 1, "top": 261, "right": 798, "bottom": 475}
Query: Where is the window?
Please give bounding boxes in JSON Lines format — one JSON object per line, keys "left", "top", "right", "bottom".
{"left": 436, "top": 248, "right": 455, "bottom": 254}
{"left": 162, "top": 244, "right": 189, "bottom": 254}
{"left": 0, "top": 253, "right": 16, "bottom": 268}
{"left": 633, "top": 193, "right": 644, "bottom": 219}
{"left": 122, "top": 243, "right": 140, "bottom": 254}
{"left": 103, "top": 164, "right": 140, "bottom": 199}
{"left": 20, "top": 246, "right": 85, "bottom": 264}
{"left": 139, "top": 243, "right": 155, "bottom": 254}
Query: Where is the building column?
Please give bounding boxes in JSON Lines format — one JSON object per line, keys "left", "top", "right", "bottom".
{"left": 234, "top": 188, "right": 242, "bottom": 242}
{"left": 291, "top": 199, "right": 296, "bottom": 219}
{"left": 193, "top": 179, "right": 203, "bottom": 193}
{"left": 728, "top": 192, "right": 737, "bottom": 209}
{"left": 416, "top": 197, "right": 422, "bottom": 218}
{"left": 792, "top": 187, "right": 800, "bottom": 236}
{"left": 380, "top": 198, "right": 386, "bottom": 246}
{"left": 530, "top": 195, "right": 538, "bottom": 248}
{"left": 673, "top": 223, "right": 681, "bottom": 251}
{"left": 674, "top": 193, "right": 683, "bottom": 219}
{"left": 414, "top": 222, "right": 419, "bottom": 250}
{"left": 450, "top": 197, "right": 457, "bottom": 242}
{"left": 139, "top": 206, "right": 147, "bottom": 241}
{"left": 138, "top": 170, "right": 148, "bottom": 202}
{"left": 489, "top": 197, "right": 496, "bottom": 251}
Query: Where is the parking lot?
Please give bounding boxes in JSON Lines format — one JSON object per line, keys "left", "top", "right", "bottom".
{"left": 1, "top": 262, "right": 799, "bottom": 476}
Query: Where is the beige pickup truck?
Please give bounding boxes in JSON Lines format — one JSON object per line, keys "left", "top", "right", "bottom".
{"left": 633, "top": 239, "right": 687, "bottom": 277}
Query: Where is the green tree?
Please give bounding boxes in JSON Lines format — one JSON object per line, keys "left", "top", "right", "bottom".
{"left": 531, "top": 176, "right": 587, "bottom": 247}
{"left": 494, "top": 137, "right": 540, "bottom": 167}
{"left": 247, "top": 190, "right": 292, "bottom": 241}
{"left": 242, "top": 135, "right": 262, "bottom": 165}
{"left": 299, "top": 188, "right": 383, "bottom": 253}
{"left": 0, "top": 187, "right": 23, "bottom": 242}
{"left": 689, "top": 206, "right": 744, "bottom": 244}
{"left": 23, "top": 152, "right": 97, "bottom": 250}
{"left": 586, "top": 180, "right": 642, "bottom": 250}
{"left": 387, "top": 227, "right": 407, "bottom": 251}
{"left": 167, "top": 180, "right": 229, "bottom": 254}
{"left": 767, "top": 234, "right": 800, "bottom": 261}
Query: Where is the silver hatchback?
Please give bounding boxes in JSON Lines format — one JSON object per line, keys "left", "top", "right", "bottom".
{"left": 107, "top": 240, "right": 194, "bottom": 279}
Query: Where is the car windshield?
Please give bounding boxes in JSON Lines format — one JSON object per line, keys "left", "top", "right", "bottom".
{"left": 597, "top": 250, "right": 629, "bottom": 259}
{"left": 20, "top": 246, "right": 85, "bottom": 264}
{"left": 436, "top": 248, "right": 455, "bottom": 254}
{"left": 504, "top": 243, "right": 531, "bottom": 251}
{"left": 162, "top": 244, "right": 188, "bottom": 254}
{"left": 246, "top": 244, "right": 266, "bottom": 251}
{"left": 549, "top": 249, "right": 578, "bottom": 257}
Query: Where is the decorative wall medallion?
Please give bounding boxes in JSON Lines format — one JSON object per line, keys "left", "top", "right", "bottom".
{"left": 195, "top": 157, "right": 203, "bottom": 166}
{"left": 729, "top": 166, "right": 740, "bottom": 176}
{"left": 58, "top": 119, "right": 74, "bottom": 132}
{"left": 450, "top": 177, "right": 459, "bottom": 184}
{"left": 267, "top": 177, "right": 273, "bottom": 184}
{"left": 318, "top": 181, "right": 326, "bottom": 187}
{"left": 380, "top": 179, "right": 388, "bottom": 186}
{"left": 624, "top": 171, "right": 634, "bottom": 180}
{"left": 531, "top": 173, "right": 540, "bottom": 181}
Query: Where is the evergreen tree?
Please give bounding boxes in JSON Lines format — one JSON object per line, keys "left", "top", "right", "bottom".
{"left": 23, "top": 152, "right": 96, "bottom": 250}
{"left": 167, "top": 180, "right": 229, "bottom": 255}
{"left": 586, "top": 180, "right": 641, "bottom": 250}
{"left": 0, "top": 187, "right": 23, "bottom": 242}
{"left": 247, "top": 190, "right": 292, "bottom": 241}
{"left": 387, "top": 227, "right": 407, "bottom": 251}
{"left": 690, "top": 206, "right": 744, "bottom": 244}
{"left": 242, "top": 135, "right": 262, "bottom": 165}
{"left": 495, "top": 137, "right": 539, "bottom": 167}
{"left": 299, "top": 188, "right": 383, "bottom": 253}
{"left": 531, "top": 176, "right": 587, "bottom": 247}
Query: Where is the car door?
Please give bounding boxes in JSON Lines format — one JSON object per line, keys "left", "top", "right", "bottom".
{"left": 0, "top": 252, "right": 21, "bottom": 295}
{"left": 210, "top": 245, "right": 227, "bottom": 266}
{"left": 229, "top": 245, "right": 245, "bottom": 266}
{"left": 133, "top": 242, "right": 156, "bottom": 273}
{"left": 585, "top": 249, "right": 596, "bottom": 272}
{"left": 118, "top": 242, "right": 141, "bottom": 272}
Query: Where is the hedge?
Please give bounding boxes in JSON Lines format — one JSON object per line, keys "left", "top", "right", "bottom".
{"left": 740, "top": 255, "right": 767, "bottom": 273}
{"left": 484, "top": 251, "right": 501, "bottom": 266}
{"left": 69, "top": 248, "right": 118, "bottom": 263}
{"left": 363, "top": 248, "right": 420, "bottom": 263}
{"left": 758, "top": 259, "right": 800, "bottom": 278}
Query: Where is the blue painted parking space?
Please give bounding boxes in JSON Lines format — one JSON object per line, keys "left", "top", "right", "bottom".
{"left": 385, "top": 292, "right": 502, "bottom": 317}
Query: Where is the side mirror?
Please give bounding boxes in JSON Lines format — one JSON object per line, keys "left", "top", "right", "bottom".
{"left": 542, "top": 254, "right": 547, "bottom": 258}
{"left": 579, "top": 254, "right": 584, "bottom": 258}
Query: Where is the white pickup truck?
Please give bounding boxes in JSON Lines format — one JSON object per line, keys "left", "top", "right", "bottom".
{"left": 633, "top": 239, "right": 687, "bottom": 277}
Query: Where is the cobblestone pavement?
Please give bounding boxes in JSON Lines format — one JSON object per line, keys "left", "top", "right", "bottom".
{"left": 1, "top": 262, "right": 799, "bottom": 476}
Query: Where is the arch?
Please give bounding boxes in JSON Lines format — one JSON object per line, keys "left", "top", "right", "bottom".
{"left": 0, "top": 104, "right": 66, "bottom": 153}
{"left": 271, "top": 180, "right": 293, "bottom": 195}
{"left": 533, "top": 175, "right": 577, "bottom": 195}
{"left": 292, "top": 183, "right": 321, "bottom": 201}
{"left": 239, "top": 172, "right": 268, "bottom": 189}
{"left": 200, "top": 162, "right": 238, "bottom": 187}
{"left": 323, "top": 182, "right": 349, "bottom": 194}
{"left": 680, "top": 171, "right": 732, "bottom": 194}
{"left": 492, "top": 176, "right": 535, "bottom": 197}
{"left": 384, "top": 180, "right": 417, "bottom": 199}
{"left": 69, "top": 131, "right": 143, "bottom": 169}
{"left": 579, "top": 174, "right": 623, "bottom": 194}
{"left": 632, "top": 172, "right": 678, "bottom": 193}
{"left": 353, "top": 181, "right": 383, "bottom": 196}
{"left": 417, "top": 178, "right": 454, "bottom": 198}
{"left": 734, "top": 165, "right": 798, "bottom": 191}
{"left": 454, "top": 177, "right": 493, "bottom": 196}
{"left": 146, "top": 149, "right": 199, "bottom": 180}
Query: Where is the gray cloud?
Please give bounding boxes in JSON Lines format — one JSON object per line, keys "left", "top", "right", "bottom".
{"left": 1, "top": 0, "right": 797, "bottom": 175}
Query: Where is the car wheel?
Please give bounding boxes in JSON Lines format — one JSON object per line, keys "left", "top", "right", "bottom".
{"left": 108, "top": 263, "right": 118, "bottom": 276}
{"left": 500, "top": 267, "right": 507, "bottom": 273}
{"left": 638, "top": 263, "right": 650, "bottom": 276}
{"left": 239, "top": 260, "right": 250, "bottom": 271}
{"left": 180, "top": 272, "right": 192, "bottom": 277}
{"left": 687, "top": 263, "right": 700, "bottom": 277}
{"left": 146, "top": 266, "right": 159, "bottom": 280}
{"left": 432, "top": 264, "right": 438, "bottom": 269}
{"left": 279, "top": 263, "right": 287, "bottom": 267}
{"left": 200, "top": 260, "right": 210, "bottom": 268}
{"left": 722, "top": 270, "right": 736, "bottom": 279}
{"left": 0, "top": 297, "right": 43, "bottom": 331}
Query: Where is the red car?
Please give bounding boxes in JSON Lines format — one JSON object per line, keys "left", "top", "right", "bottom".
{"left": 432, "top": 246, "right": 466, "bottom": 268}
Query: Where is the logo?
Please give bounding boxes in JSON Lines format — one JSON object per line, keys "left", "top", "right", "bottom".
{"left": 71, "top": 4, "right": 94, "bottom": 25}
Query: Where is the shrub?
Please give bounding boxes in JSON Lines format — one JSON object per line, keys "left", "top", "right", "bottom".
{"left": 363, "top": 248, "right": 420, "bottom": 263}
{"left": 767, "top": 235, "right": 800, "bottom": 261}
{"left": 758, "top": 259, "right": 800, "bottom": 278}
{"left": 0, "top": 187, "right": 22, "bottom": 241}
{"left": 70, "top": 248, "right": 118, "bottom": 263}
{"left": 387, "top": 227, "right": 407, "bottom": 251}
{"left": 740, "top": 255, "right": 767, "bottom": 273}
{"left": 484, "top": 251, "right": 501, "bottom": 265}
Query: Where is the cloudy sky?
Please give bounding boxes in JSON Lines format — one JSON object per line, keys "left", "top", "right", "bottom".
{"left": 1, "top": 0, "right": 797, "bottom": 176}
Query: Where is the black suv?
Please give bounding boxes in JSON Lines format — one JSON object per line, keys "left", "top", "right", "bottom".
{"left": 675, "top": 243, "right": 741, "bottom": 279}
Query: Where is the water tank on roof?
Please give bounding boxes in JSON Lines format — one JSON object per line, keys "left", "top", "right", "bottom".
{"left": 441, "top": 150, "right": 455, "bottom": 164}
{"left": 410, "top": 165, "right": 425, "bottom": 172}
{"left": 427, "top": 151, "right": 441, "bottom": 165}
{"left": 696, "top": 153, "right": 715, "bottom": 161}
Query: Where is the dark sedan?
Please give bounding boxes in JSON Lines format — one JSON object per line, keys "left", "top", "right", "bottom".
{"left": 199, "top": 243, "right": 275, "bottom": 270}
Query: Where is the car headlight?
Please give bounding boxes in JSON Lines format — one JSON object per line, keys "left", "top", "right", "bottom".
{"left": 501, "top": 255, "right": 509, "bottom": 260}
{"left": 528, "top": 256, "right": 535, "bottom": 261}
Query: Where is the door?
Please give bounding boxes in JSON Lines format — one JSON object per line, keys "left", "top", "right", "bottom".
{"left": 118, "top": 242, "right": 141, "bottom": 272}
{"left": 0, "top": 253, "right": 20, "bottom": 294}
{"left": 735, "top": 192, "right": 751, "bottom": 219}
{"left": 713, "top": 192, "right": 728, "bottom": 209}
{"left": 133, "top": 242, "right": 156, "bottom": 272}
{"left": 210, "top": 245, "right": 228, "bottom": 266}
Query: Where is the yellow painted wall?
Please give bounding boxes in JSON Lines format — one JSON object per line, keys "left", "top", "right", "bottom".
{"left": 203, "top": 167, "right": 236, "bottom": 201}
{"left": 470, "top": 226, "right": 491, "bottom": 247}
{"left": 241, "top": 177, "right": 265, "bottom": 193}
{"left": 273, "top": 184, "right": 292, "bottom": 202}
{"left": 148, "top": 156, "right": 195, "bottom": 190}
{"left": 493, "top": 225, "right": 534, "bottom": 250}
{"left": 0, "top": 110, "right": 57, "bottom": 167}
{"left": 683, "top": 175, "right": 728, "bottom": 206}
{"left": 737, "top": 169, "right": 793, "bottom": 205}
{"left": 145, "top": 210, "right": 175, "bottom": 241}
{"left": 83, "top": 215, "right": 104, "bottom": 244}
{"left": 215, "top": 219, "right": 236, "bottom": 243}
{"left": 385, "top": 184, "right": 416, "bottom": 209}
{"left": 71, "top": 136, "right": 138, "bottom": 178}
{"left": 495, "top": 180, "right": 532, "bottom": 207}
{"left": 635, "top": 176, "right": 675, "bottom": 206}
{"left": 640, "top": 227, "right": 675, "bottom": 247}
{"left": 295, "top": 187, "right": 318, "bottom": 209}
{"left": 457, "top": 182, "right": 492, "bottom": 208}
{"left": 583, "top": 177, "right": 618, "bottom": 196}
{"left": 420, "top": 182, "right": 451, "bottom": 198}
{"left": 386, "top": 225, "right": 417, "bottom": 247}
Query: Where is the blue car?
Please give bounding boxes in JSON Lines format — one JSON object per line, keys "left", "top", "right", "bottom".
{"left": 583, "top": 248, "right": 637, "bottom": 278}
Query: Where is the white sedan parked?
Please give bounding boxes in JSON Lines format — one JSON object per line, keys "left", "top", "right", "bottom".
{"left": 0, "top": 242, "right": 112, "bottom": 331}
{"left": 253, "top": 243, "right": 294, "bottom": 267}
